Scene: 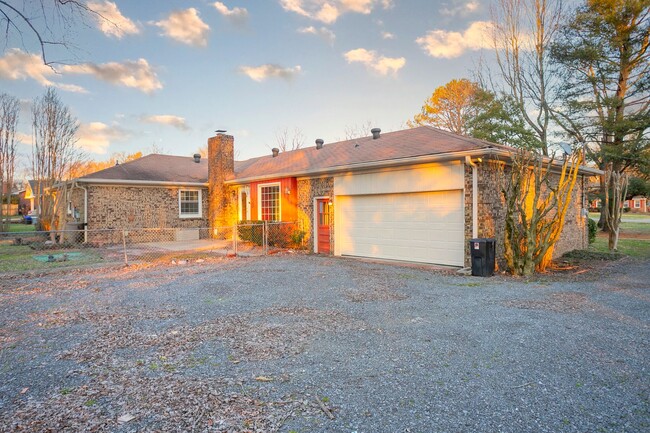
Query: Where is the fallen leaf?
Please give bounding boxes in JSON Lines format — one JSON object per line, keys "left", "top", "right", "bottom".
{"left": 118, "top": 414, "right": 136, "bottom": 423}
{"left": 20, "top": 387, "right": 29, "bottom": 394}
{"left": 255, "top": 376, "right": 273, "bottom": 382}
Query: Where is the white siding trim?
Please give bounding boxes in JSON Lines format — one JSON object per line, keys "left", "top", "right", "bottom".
{"left": 334, "top": 161, "right": 463, "bottom": 196}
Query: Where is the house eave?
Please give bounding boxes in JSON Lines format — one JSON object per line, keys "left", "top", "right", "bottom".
{"left": 226, "top": 149, "right": 499, "bottom": 185}
{"left": 75, "top": 178, "right": 208, "bottom": 187}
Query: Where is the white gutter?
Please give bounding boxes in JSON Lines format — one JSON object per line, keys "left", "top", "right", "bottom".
{"left": 76, "top": 178, "right": 208, "bottom": 187}
{"left": 226, "top": 148, "right": 603, "bottom": 185}
{"left": 226, "top": 148, "right": 498, "bottom": 185}
{"left": 464, "top": 156, "right": 478, "bottom": 239}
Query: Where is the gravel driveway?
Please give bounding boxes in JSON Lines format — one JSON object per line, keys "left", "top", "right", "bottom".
{"left": 0, "top": 254, "right": 648, "bottom": 432}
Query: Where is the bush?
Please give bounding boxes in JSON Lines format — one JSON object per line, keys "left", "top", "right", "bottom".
{"left": 238, "top": 220, "right": 264, "bottom": 246}
{"left": 588, "top": 218, "right": 597, "bottom": 244}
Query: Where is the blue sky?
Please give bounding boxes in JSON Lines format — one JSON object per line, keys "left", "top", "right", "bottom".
{"left": 2, "top": 0, "right": 492, "bottom": 163}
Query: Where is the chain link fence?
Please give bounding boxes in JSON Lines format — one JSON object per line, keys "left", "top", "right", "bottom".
{"left": 0, "top": 221, "right": 306, "bottom": 273}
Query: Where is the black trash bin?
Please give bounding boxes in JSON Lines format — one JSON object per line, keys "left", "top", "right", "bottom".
{"left": 469, "top": 238, "right": 496, "bottom": 277}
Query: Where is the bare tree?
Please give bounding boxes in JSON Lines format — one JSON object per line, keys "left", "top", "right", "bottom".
{"left": 0, "top": 0, "right": 109, "bottom": 66}
{"left": 603, "top": 166, "right": 628, "bottom": 251}
{"left": 275, "top": 127, "right": 305, "bottom": 152}
{"left": 344, "top": 121, "right": 374, "bottom": 140}
{"left": 498, "top": 148, "right": 582, "bottom": 275}
{"left": 31, "top": 87, "right": 81, "bottom": 233}
{"left": 0, "top": 93, "right": 19, "bottom": 231}
{"left": 490, "top": 0, "right": 564, "bottom": 155}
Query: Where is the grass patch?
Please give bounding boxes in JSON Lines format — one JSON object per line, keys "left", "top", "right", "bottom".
{"left": 618, "top": 222, "right": 650, "bottom": 236}
{"left": 0, "top": 243, "right": 102, "bottom": 273}
{"left": 3, "top": 224, "right": 35, "bottom": 233}
{"left": 562, "top": 249, "right": 623, "bottom": 261}
{"left": 590, "top": 236, "right": 650, "bottom": 258}
{"left": 589, "top": 212, "right": 650, "bottom": 221}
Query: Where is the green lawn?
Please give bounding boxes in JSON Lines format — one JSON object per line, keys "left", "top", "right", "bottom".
{"left": 0, "top": 243, "right": 102, "bottom": 273}
{"left": 589, "top": 212, "right": 650, "bottom": 221}
{"left": 590, "top": 236, "right": 650, "bottom": 258}
{"left": 6, "top": 224, "right": 36, "bottom": 233}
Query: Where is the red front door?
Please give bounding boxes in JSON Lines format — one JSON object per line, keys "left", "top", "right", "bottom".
{"left": 317, "top": 198, "right": 331, "bottom": 254}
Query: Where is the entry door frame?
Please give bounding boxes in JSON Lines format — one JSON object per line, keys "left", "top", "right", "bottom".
{"left": 238, "top": 186, "right": 251, "bottom": 221}
{"left": 313, "top": 196, "right": 331, "bottom": 254}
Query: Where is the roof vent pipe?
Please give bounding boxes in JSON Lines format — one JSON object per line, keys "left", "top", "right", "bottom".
{"left": 272, "top": 147, "right": 280, "bottom": 157}
{"left": 315, "top": 139, "right": 324, "bottom": 149}
{"left": 193, "top": 153, "right": 201, "bottom": 163}
{"left": 371, "top": 128, "right": 381, "bottom": 139}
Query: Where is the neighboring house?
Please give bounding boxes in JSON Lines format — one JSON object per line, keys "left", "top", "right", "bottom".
{"left": 207, "top": 126, "right": 598, "bottom": 267}
{"left": 67, "top": 154, "right": 209, "bottom": 237}
{"left": 21, "top": 180, "right": 40, "bottom": 214}
{"left": 625, "top": 196, "right": 648, "bottom": 213}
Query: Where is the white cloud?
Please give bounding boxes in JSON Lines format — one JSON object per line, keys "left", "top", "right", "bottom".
{"left": 15, "top": 132, "right": 32, "bottom": 145}
{"left": 416, "top": 21, "right": 493, "bottom": 58}
{"left": 213, "top": 2, "right": 249, "bottom": 26}
{"left": 297, "top": 26, "right": 336, "bottom": 44}
{"left": 77, "top": 122, "right": 128, "bottom": 154}
{"left": 0, "top": 49, "right": 87, "bottom": 93}
{"left": 87, "top": 1, "right": 140, "bottom": 38}
{"left": 343, "top": 48, "right": 405, "bottom": 76}
{"left": 440, "top": 1, "right": 480, "bottom": 17}
{"left": 239, "top": 64, "right": 302, "bottom": 82}
{"left": 154, "top": 8, "right": 210, "bottom": 46}
{"left": 381, "top": 31, "right": 395, "bottom": 39}
{"left": 62, "top": 58, "right": 162, "bottom": 94}
{"left": 279, "top": 0, "right": 389, "bottom": 23}
{"left": 141, "top": 114, "right": 190, "bottom": 130}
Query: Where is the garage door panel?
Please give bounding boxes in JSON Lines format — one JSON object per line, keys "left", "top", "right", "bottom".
{"left": 336, "top": 190, "right": 464, "bottom": 266}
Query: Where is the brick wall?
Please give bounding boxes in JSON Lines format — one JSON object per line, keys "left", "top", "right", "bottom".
{"left": 465, "top": 162, "right": 588, "bottom": 269}
{"left": 82, "top": 185, "right": 209, "bottom": 230}
{"left": 208, "top": 134, "right": 235, "bottom": 230}
{"left": 297, "top": 177, "right": 334, "bottom": 252}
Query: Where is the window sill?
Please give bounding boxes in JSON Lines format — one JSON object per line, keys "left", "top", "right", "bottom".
{"left": 179, "top": 214, "right": 203, "bottom": 219}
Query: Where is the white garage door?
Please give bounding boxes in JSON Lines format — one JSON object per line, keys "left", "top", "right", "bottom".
{"left": 336, "top": 190, "right": 464, "bottom": 266}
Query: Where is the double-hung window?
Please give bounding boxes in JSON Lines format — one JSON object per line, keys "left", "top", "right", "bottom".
{"left": 259, "top": 183, "right": 280, "bottom": 221}
{"left": 179, "top": 190, "right": 202, "bottom": 218}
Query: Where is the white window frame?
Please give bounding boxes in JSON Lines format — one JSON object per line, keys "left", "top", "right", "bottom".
{"left": 178, "top": 189, "right": 202, "bottom": 219}
{"left": 257, "top": 182, "right": 281, "bottom": 221}
{"left": 634, "top": 199, "right": 641, "bottom": 209}
{"left": 238, "top": 186, "right": 251, "bottom": 221}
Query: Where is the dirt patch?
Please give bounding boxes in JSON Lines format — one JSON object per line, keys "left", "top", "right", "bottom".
{"left": 4, "top": 373, "right": 312, "bottom": 433}
{"left": 504, "top": 292, "right": 592, "bottom": 313}
{"left": 344, "top": 265, "right": 410, "bottom": 303}
{"left": 59, "top": 306, "right": 358, "bottom": 367}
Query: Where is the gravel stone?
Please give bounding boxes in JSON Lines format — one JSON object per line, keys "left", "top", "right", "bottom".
{"left": 0, "top": 254, "right": 648, "bottom": 432}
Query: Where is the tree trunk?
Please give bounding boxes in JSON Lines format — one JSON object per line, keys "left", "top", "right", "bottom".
{"left": 597, "top": 173, "right": 608, "bottom": 231}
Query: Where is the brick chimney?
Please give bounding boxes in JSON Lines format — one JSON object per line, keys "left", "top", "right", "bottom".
{"left": 208, "top": 133, "right": 235, "bottom": 231}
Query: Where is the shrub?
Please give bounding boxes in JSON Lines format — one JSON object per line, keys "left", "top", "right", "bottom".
{"left": 588, "top": 218, "right": 597, "bottom": 244}
{"left": 238, "top": 221, "right": 264, "bottom": 246}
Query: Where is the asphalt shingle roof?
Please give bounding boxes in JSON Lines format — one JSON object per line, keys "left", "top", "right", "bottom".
{"left": 78, "top": 127, "right": 506, "bottom": 184}
{"left": 232, "top": 126, "right": 499, "bottom": 180}
{"left": 79, "top": 154, "right": 208, "bottom": 183}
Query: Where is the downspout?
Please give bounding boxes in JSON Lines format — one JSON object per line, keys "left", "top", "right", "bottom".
{"left": 76, "top": 182, "right": 88, "bottom": 243}
{"left": 464, "top": 156, "right": 478, "bottom": 239}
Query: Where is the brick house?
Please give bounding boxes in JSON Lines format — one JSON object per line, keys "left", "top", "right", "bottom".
{"left": 207, "top": 126, "right": 599, "bottom": 267}
{"left": 66, "top": 126, "right": 597, "bottom": 267}
{"left": 625, "top": 196, "right": 648, "bottom": 213}
{"left": 67, "top": 154, "right": 210, "bottom": 240}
